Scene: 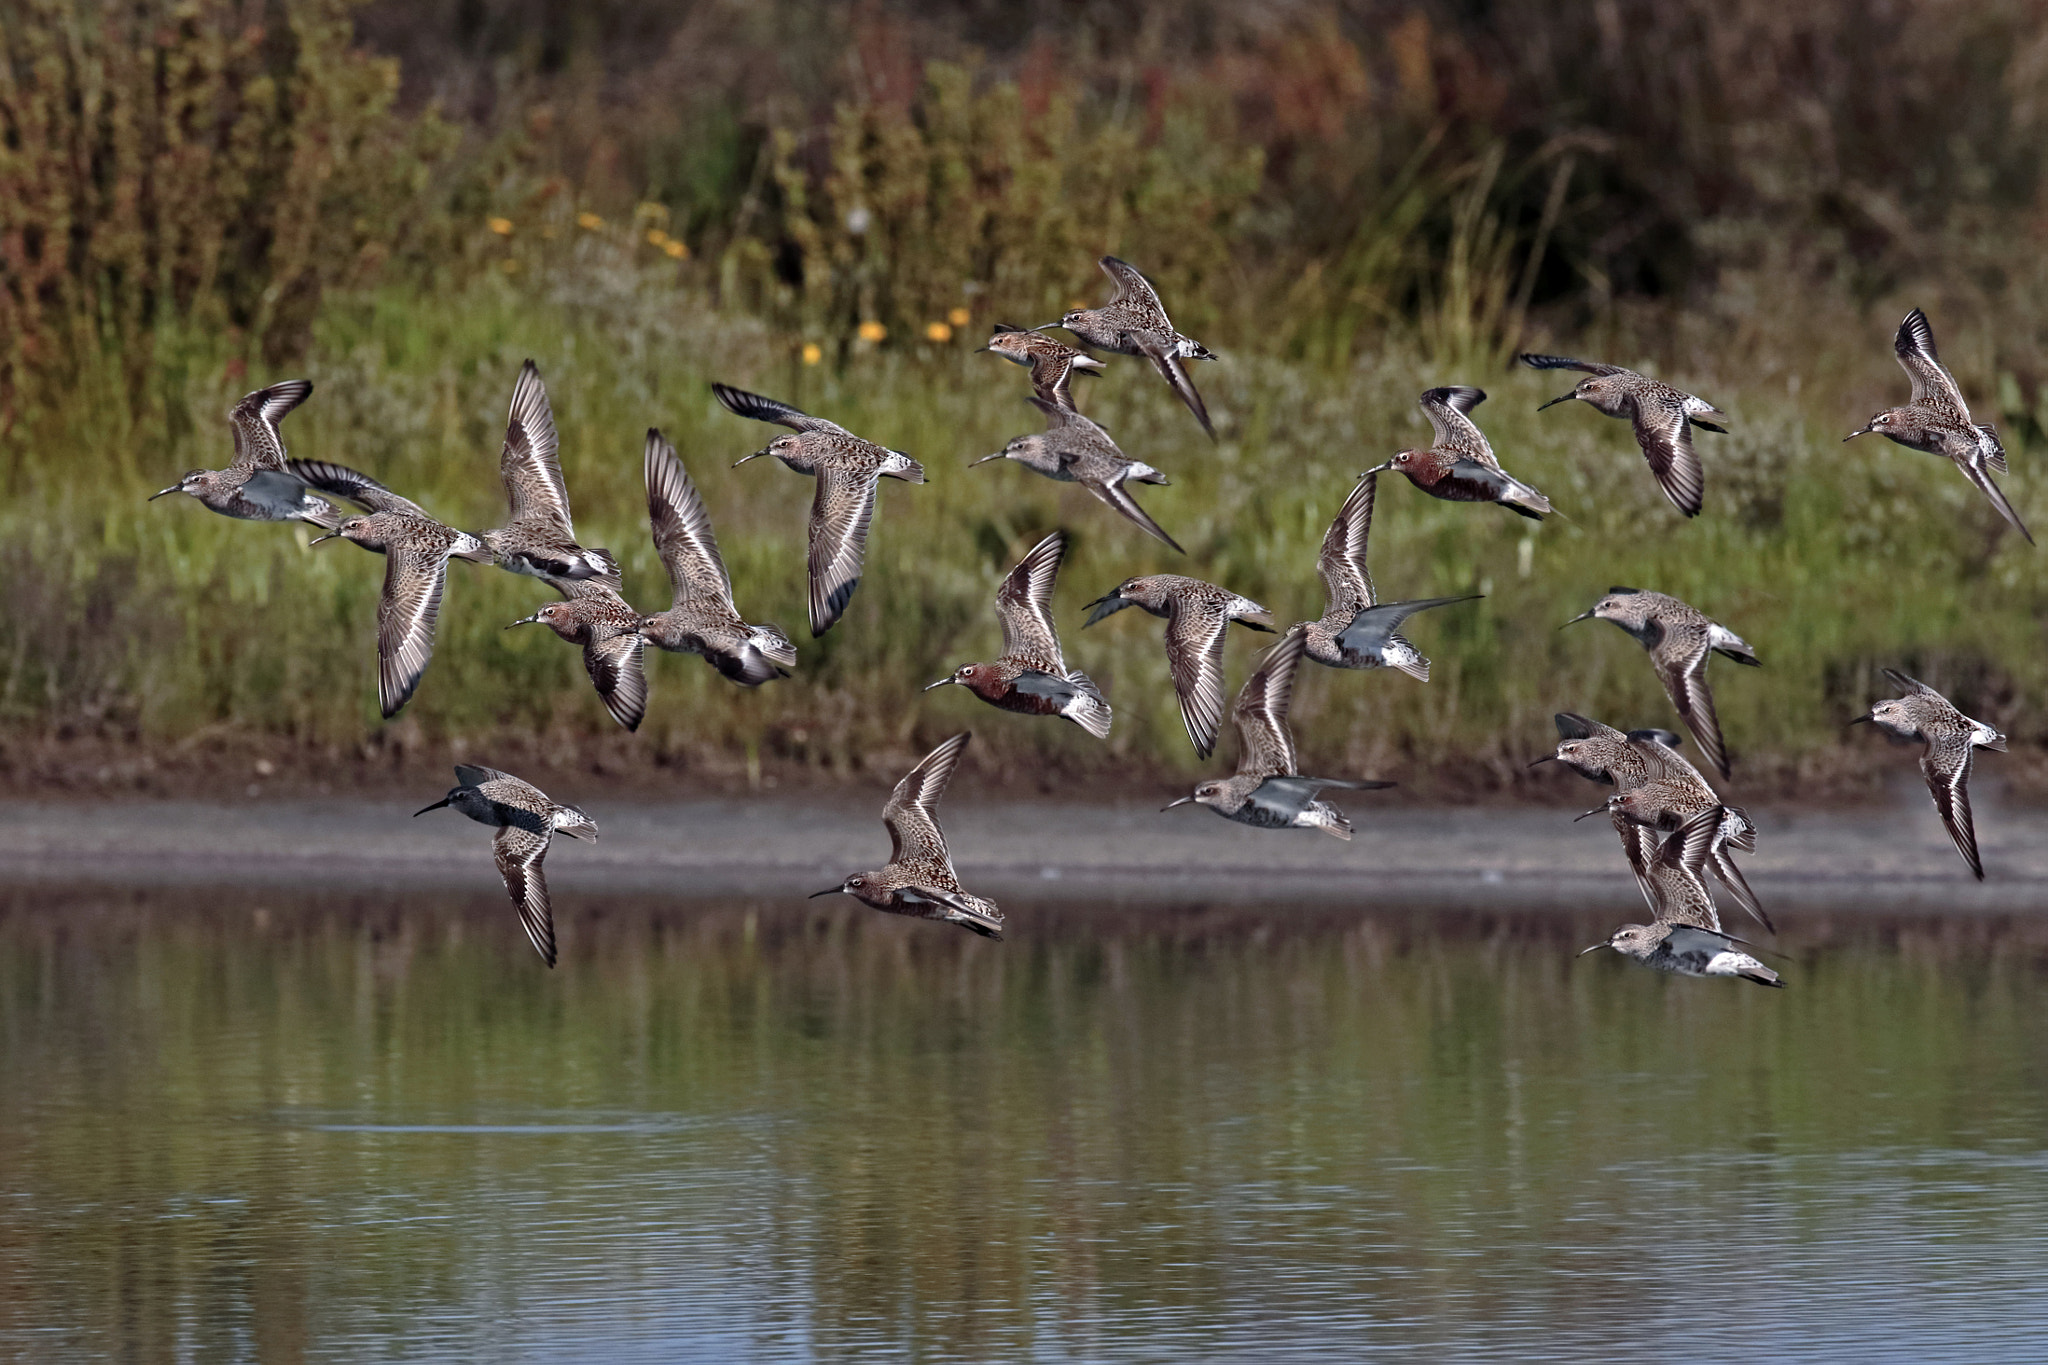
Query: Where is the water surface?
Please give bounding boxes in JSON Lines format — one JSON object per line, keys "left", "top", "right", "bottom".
{"left": 3, "top": 888, "right": 2047, "bottom": 1361}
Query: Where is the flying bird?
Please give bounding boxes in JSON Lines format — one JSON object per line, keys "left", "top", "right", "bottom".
{"left": 1046, "top": 256, "right": 1219, "bottom": 438}
{"left": 1563, "top": 587, "right": 1758, "bottom": 779}
{"left": 414, "top": 764, "right": 598, "bottom": 967}
{"left": 973, "top": 397, "right": 1183, "bottom": 553}
{"left": 505, "top": 579, "right": 649, "bottom": 732}
{"left": 980, "top": 324, "right": 1104, "bottom": 411}
{"left": 150, "top": 380, "right": 340, "bottom": 524}
{"left": 714, "top": 383, "right": 925, "bottom": 636}
{"left": 1083, "top": 573, "right": 1275, "bottom": 758}
{"left": 479, "top": 361, "right": 620, "bottom": 582}
{"left": 812, "top": 733, "right": 1004, "bottom": 938}
{"left": 1164, "top": 626, "right": 1394, "bottom": 838}
{"left": 1852, "top": 668, "right": 2007, "bottom": 879}
{"left": 1579, "top": 808, "right": 1782, "bottom": 987}
{"left": 1367, "top": 386, "right": 1552, "bottom": 519}
{"left": 1298, "top": 471, "right": 1479, "bottom": 678}
{"left": 1845, "top": 309, "right": 2030, "bottom": 544}
{"left": 1521, "top": 353, "right": 1727, "bottom": 517}
{"left": 927, "top": 531, "right": 1111, "bottom": 737}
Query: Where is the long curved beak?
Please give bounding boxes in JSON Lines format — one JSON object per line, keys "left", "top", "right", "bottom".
{"left": 1161, "top": 796, "right": 1195, "bottom": 811}
{"left": 970, "top": 452, "right": 1006, "bottom": 466}
{"left": 1082, "top": 595, "right": 1123, "bottom": 627}
{"left": 413, "top": 797, "right": 452, "bottom": 818}
{"left": 1572, "top": 806, "right": 1608, "bottom": 822}
{"left": 307, "top": 531, "right": 339, "bottom": 547}
{"left": 923, "top": 677, "right": 956, "bottom": 691}
{"left": 1559, "top": 609, "right": 1595, "bottom": 628}
{"left": 1537, "top": 393, "right": 1576, "bottom": 412}
{"left": 148, "top": 484, "right": 182, "bottom": 500}
{"left": 1528, "top": 754, "right": 1557, "bottom": 769}
{"left": 505, "top": 614, "right": 540, "bottom": 629}
{"left": 1028, "top": 321, "right": 1063, "bottom": 332}
{"left": 1577, "top": 941, "right": 1611, "bottom": 957}
{"left": 1357, "top": 462, "right": 1391, "bottom": 477}
{"left": 733, "top": 447, "right": 772, "bottom": 467}
{"left": 808, "top": 887, "right": 843, "bottom": 899}
{"left": 1846, "top": 714, "right": 1873, "bottom": 726}
{"left": 1843, "top": 427, "right": 1873, "bottom": 442}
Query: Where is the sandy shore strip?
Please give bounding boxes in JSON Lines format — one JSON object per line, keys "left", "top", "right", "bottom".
{"left": 1, "top": 784, "right": 2043, "bottom": 910}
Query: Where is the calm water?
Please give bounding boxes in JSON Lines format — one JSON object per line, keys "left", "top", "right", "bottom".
{"left": 4, "top": 887, "right": 2048, "bottom": 1362}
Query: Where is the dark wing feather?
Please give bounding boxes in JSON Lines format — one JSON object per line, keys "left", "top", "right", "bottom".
{"left": 1317, "top": 473, "right": 1378, "bottom": 618}
{"left": 1163, "top": 600, "right": 1234, "bottom": 759}
{"left": 1956, "top": 458, "right": 2035, "bottom": 545}
{"left": 584, "top": 632, "right": 648, "bottom": 732}
{"left": 227, "top": 380, "right": 313, "bottom": 473}
{"left": 500, "top": 360, "right": 576, "bottom": 535}
{"left": 492, "top": 824, "right": 558, "bottom": 966}
{"left": 644, "top": 429, "right": 734, "bottom": 608}
{"left": 1627, "top": 397, "right": 1705, "bottom": 517}
{"left": 1518, "top": 353, "right": 1625, "bottom": 376}
{"left": 1142, "top": 342, "right": 1215, "bottom": 438}
{"left": 806, "top": 465, "right": 878, "bottom": 636}
{"left": 286, "top": 459, "right": 429, "bottom": 517}
{"left": 1098, "top": 256, "right": 1165, "bottom": 313}
{"left": 1231, "top": 626, "right": 1307, "bottom": 780}
{"left": 375, "top": 541, "right": 452, "bottom": 718}
{"left": 995, "top": 531, "right": 1067, "bottom": 671}
{"left": 883, "top": 732, "right": 970, "bottom": 865}
{"left": 1656, "top": 629, "right": 1730, "bottom": 779}
{"left": 1922, "top": 738, "right": 1984, "bottom": 879}
{"left": 711, "top": 383, "right": 849, "bottom": 435}
{"left": 1555, "top": 712, "right": 1627, "bottom": 743}
{"left": 1612, "top": 810, "right": 1660, "bottom": 913}
{"left": 1894, "top": 308, "right": 1966, "bottom": 417}
{"left": 1419, "top": 387, "right": 1496, "bottom": 467}
{"left": 1087, "top": 466, "right": 1186, "bottom": 553}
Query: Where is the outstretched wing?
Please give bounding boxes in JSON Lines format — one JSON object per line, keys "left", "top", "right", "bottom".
{"left": 491, "top": 824, "right": 559, "bottom": 966}
{"left": 712, "top": 383, "right": 850, "bottom": 435}
{"left": 1648, "top": 806, "right": 1725, "bottom": 929}
{"left": 1098, "top": 256, "right": 1166, "bottom": 313}
{"left": 227, "top": 380, "right": 313, "bottom": 473}
{"left": 1628, "top": 397, "right": 1705, "bottom": 517}
{"left": 1894, "top": 308, "right": 1967, "bottom": 420}
{"left": 884, "top": 732, "right": 970, "bottom": 865}
{"left": 806, "top": 465, "right": 877, "bottom": 636}
{"left": 1518, "top": 353, "right": 1626, "bottom": 377}
{"left": 1163, "top": 599, "right": 1235, "bottom": 759}
{"left": 1232, "top": 626, "right": 1307, "bottom": 780}
{"left": 286, "top": 458, "right": 429, "bottom": 518}
{"left": 1555, "top": 712, "right": 1628, "bottom": 744}
{"left": 1654, "top": 628, "right": 1731, "bottom": 779}
{"left": 1921, "top": 737, "right": 1984, "bottom": 879}
{"left": 499, "top": 360, "right": 577, "bottom": 536}
{"left": 995, "top": 531, "right": 1067, "bottom": 672}
{"left": 644, "top": 429, "right": 734, "bottom": 608}
{"left": 1419, "top": 387, "right": 1496, "bottom": 467}
{"left": 1086, "top": 468, "right": 1187, "bottom": 553}
{"left": 584, "top": 631, "right": 648, "bottom": 732}
{"left": 375, "top": 541, "right": 453, "bottom": 718}
{"left": 1317, "top": 473, "right": 1379, "bottom": 618}
{"left": 1141, "top": 343, "right": 1215, "bottom": 438}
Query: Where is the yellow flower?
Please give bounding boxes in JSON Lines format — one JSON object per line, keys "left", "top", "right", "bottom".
{"left": 500, "top": 258, "right": 520, "bottom": 274}
{"left": 925, "top": 321, "right": 953, "bottom": 343}
{"left": 856, "top": 320, "right": 887, "bottom": 343}
{"left": 646, "top": 229, "right": 669, "bottom": 247}
{"left": 576, "top": 212, "right": 604, "bottom": 230}
{"left": 487, "top": 217, "right": 513, "bottom": 236}
{"left": 801, "top": 343, "right": 823, "bottom": 366}
{"left": 947, "top": 307, "right": 971, "bottom": 327}
{"left": 662, "top": 239, "right": 688, "bottom": 260}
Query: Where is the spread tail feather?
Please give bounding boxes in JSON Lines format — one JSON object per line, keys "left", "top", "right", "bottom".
{"left": 1063, "top": 671, "right": 1113, "bottom": 739}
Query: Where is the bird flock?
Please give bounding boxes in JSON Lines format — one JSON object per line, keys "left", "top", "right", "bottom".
{"left": 152, "top": 258, "right": 2019, "bottom": 981}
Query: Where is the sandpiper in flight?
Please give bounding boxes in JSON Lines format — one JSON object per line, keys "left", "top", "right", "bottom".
{"left": 479, "top": 361, "right": 620, "bottom": 581}
{"left": 1083, "top": 573, "right": 1276, "bottom": 758}
{"left": 1563, "top": 587, "right": 1759, "bottom": 779}
{"left": 1366, "top": 387, "right": 1553, "bottom": 519}
{"left": 1846, "top": 309, "right": 2031, "bottom": 544}
{"left": 1579, "top": 808, "right": 1782, "bottom": 987}
{"left": 714, "top": 383, "right": 925, "bottom": 636}
{"left": 1852, "top": 668, "right": 2007, "bottom": 880}
{"left": 638, "top": 429, "right": 797, "bottom": 686}
{"left": 980, "top": 324, "right": 1104, "bottom": 411}
{"left": 1046, "top": 256, "right": 1219, "bottom": 438}
{"left": 150, "top": 380, "right": 341, "bottom": 524}
{"left": 505, "top": 578, "right": 649, "bottom": 732}
{"left": 1541, "top": 713, "right": 1767, "bottom": 931}
{"left": 1298, "top": 471, "right": 1479, "bottom": 678}
{"left": 973, "top": 397, "right": 1184, "bottom": 553}
{"left": 414, "top": 764, "right": 598, "bottom": 966}
{"left": 813, "top": 732, "right": 1004, "bottom": 939}
{"left": 1165, "top": 626, "right": 1393, "bottom": 839}
{"left": 926, "top": 531, "right": 1112, "bottom": 738}
{"left": 1521, "top": 353, "right": 1728, "bottom": 516}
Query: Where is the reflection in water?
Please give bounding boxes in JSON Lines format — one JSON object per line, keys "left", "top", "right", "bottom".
{"left": 2, "top": 887, "right": 2047, "bottom": 1360}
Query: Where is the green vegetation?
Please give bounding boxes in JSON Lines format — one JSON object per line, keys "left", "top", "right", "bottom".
{"left": 5, "top": 0, "right": 2048, "bottom": 791}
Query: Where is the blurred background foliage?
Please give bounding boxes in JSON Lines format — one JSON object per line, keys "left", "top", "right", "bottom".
{"left": 6, "top": 0, "right": 2048, "bottom": 795}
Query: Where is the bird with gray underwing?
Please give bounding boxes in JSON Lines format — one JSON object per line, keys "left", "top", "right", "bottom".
{"left": 1083, "top": 573, "right": 1275, "bottom": 758}
{"left": 1164, "top": 626, "right": 1394, "bottom": 839}
{"left": 1844, "top": 308, "right": 2031, "bottom": 544}
{"left": 479, "top": 360, "right": 620, "bottom": 583}
{"left": 1044, "top": 256, "right": 1218, "bottom": 438}
{"left": 1563, "top": 587, "right": 1758, "bottom": 779}
{"left": 1579, "top": 807, "right": 1782, "bottom": 987}
{"left": 1521, "top": 352, "right": 1727, "bottom": 517}
{"left": 973, "top": 397, "right": 1183, "bottom": 552}
{"left": 926, "top": 531, "right": 1111, "bottom": 738}
{"left": 1298, "top": 471, "right": 1480, "bottom": 678}
{"left": 150, "top": 380, "right": 342, "bottom": 525}
{"left": 714, "top": 382, "right": 925, "bottom": 636}
{"left": 813, "top": 732, "right": 1004, "bottom": 939}
{"left": 1852, "top": 668, "right": 2006, "bottom": 880}
{"left": 414, "top": 764, "right": 598, "bottom": 967}
{"left": 1367, "top": 386, "right": 1552, "bottom": 519}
